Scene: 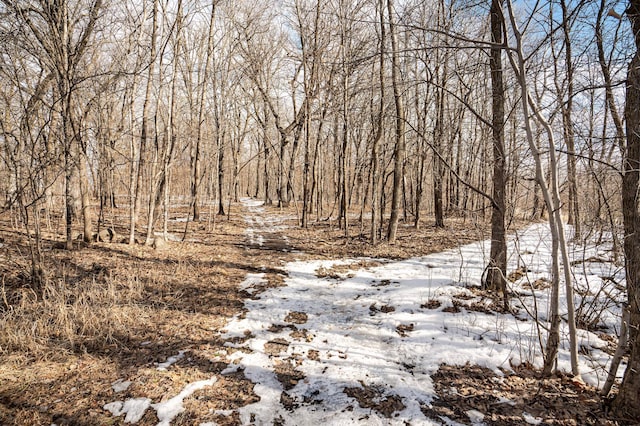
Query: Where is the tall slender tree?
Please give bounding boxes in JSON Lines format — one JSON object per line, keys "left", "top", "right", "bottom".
{"left": 483, "top": 0, "right": 507, "bottom": 306}
{"left": 192, "top": 0, "right": 217, "bottom": 221}
{"left": 612, "top": 0, "right": 640, "bottom": 418}
{"left": 386, "top": 0, "right": 405, "bottom": 242}
{"left": 130, "top": 0, "right": 158, "bottom": 244}
{"left": 504, "top": 0, "right": 580, "bottom": 377}
{"left": 370, "top": 0, "right": 386, "bottom": 244}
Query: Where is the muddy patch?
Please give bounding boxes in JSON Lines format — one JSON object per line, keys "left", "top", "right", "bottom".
{"left": 284, "top": 311, "right": 308, "bottom": 325}
{"left": 264, "top": 338, "right": 290, "bottom": 356}
{"left": 344, "top": 382, "right": 406, "bottom": 418}
{"left": 274, "top": 360, "right": 305, "bottom": 391}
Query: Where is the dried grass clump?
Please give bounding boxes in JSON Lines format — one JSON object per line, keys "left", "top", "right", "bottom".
{"left": 0, "top": 267, "right": 150, "bottom": 357}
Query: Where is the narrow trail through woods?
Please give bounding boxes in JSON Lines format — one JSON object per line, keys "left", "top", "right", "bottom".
{"left": 238, "top": 197, "right": 294, "bottom": 295}
{"left": 241, "top": 198, "right": 293, "bottom": 253}
{"left": 95, "top": 199, "right": 621, "bottom": 426}
{"left": 216, "top": 199, "right": 621, "bottom": 425}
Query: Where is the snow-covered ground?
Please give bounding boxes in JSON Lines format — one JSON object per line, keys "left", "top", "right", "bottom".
{"left": 219, "top": 225, "right": 623, "bottom": 425}
{"left": 103, "top": 199, "right": 625, "bottom": 425}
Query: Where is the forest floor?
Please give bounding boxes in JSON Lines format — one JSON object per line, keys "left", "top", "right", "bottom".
{"left": 0, "top": 199, "right": 629, "bottom": 425}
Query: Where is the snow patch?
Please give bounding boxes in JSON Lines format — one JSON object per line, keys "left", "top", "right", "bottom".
{"left": 103, "top": 398, "right": 151, "bottom": 423}
{"left": 239, "top": 273, "right": 266, "bottom": 295}
{"left": 111, "top": 379, "right": 132, "bottom": 393}
{"left": 523, "top": 412, "right": 543, "bottom": 425}
{"left": 466, "top": 409, "right": 485, "bottom": 424}
{"left": 157, "top": 350, "right": 186, "bottom": 371}
{"left": 152, "top": 378, "right": 217, "bottom": 426}
{"left": 104, "top": 379, "right": 216, "bottom": 425}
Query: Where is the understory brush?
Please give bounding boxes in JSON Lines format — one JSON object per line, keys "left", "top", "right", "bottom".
{"left": 0, "top": 264, "right": 149, "bottom": 358}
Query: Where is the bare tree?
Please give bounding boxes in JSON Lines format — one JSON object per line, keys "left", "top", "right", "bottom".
{"left": 130, "top": 0, "right": 159, "bottom": 245}
{"left": 1, "top": 0, "right": 104, "bottom": 250}
{"left": 192, "top": 0, "right": 217, "bottom": 222}
{"left": 144, "top": 0, "right": 183, "bottom": 245}
{"left": 370, "top": 0, "right": 386, "bottom": 244}
{"left": 504, "top": 0, "right": 580, "bottom": 377}
{"left": 386, "top": 0, "right": 405, "bottom": 243}
{"left": 483, "top": 0, "right": 507, "bottom": 305}
{"left": 611, "top": 0, "right": 640, "bottom": 418}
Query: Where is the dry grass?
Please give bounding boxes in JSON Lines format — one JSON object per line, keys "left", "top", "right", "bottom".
{"left": 0, "top": 268, "right": 148, "bottom": 356}
{"left": 0, "top": 229, "right": 157, "bottom": 359}
{"left": 0, "top": 204, "right": 267, "bottom": 425}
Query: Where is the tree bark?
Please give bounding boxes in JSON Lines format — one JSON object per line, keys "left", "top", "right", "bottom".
{"left": 79, "top": 146, "right": 93, "bottom": 243}
{"left": 386, "top": 0, "right": 405, "bottom": 242}
{"left": 433, "top": 85, "right": 445, "bottom": 228}
{"left": 217, "top": 131, "right": 226, "bottom": 216}
{"left": 596, "top": 0, "right": 626, "bottom": 156}
{"left": 484, "top": 0, "right": 507, "bottom": 304}
{"left": 194, "top": 1, "right": 217, "bottom": 221}
{"left": 131, "top": 0, "right": 158, "bottom": 244}
{"left": 559, "top": 0, "right": 580, "bottom": 236}
{"left": 371, "top": 0, "right": 385, "bottom": 244}
{"left": 612, "top": 0, "right": 640, "bottom": 418}
{"left": 146, "top": 0, "right": 182, "bottom": 244}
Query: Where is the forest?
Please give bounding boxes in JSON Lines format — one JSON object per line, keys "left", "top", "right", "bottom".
{"left": 1, "top": 0, "right": 639, "bottom": 424}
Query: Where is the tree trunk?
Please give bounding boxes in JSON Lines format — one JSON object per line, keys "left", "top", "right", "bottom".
{"left": 278, "top": 132, "right": 289, "bottom": 208}
{"left": 386, "top": 0, "right": 405, "bottom": 242}
{"left": 297, "top": 0, "right": 318, "bottom": 228}
{"left": 371, "top": 0, "right": 385, "bottom": 243}
{"left": 339, "top": 102, "right": 349, "bottom": 233}
{"left": 130, "top": 0, "right": 159, "bottom": 244}
{"left": 484, "top": 0, "right": 507, "bottom": 304}
{"left": 287, "top": 122, "right": 303, "bottom": 206}
{"left": 302, "top": 107, "right": 311, "bottom": 228}
{"left": 162, "top": 3, "right": 182, "bottom": 240}
{"left": 79, "top": 147, "right": 93, "bottom": 243}
{"left": 596, "top": 0, "right": 626, "bottom": 156}
{"left": 64, "top": 136, "right": 74, "bottom": 249}
{"left": 433, "top": 85, "right": 445, "bottom": 228}
{"left": 338, "top": 20, "right": 349, "bottom": 233}
{"left": 543, "top": 212, "right": 562, "bottom": 375}
{"left": 127, "top": 83, "right": 139, "bottom": 244}
{"left": 612, "top": 0, "right": 640, "bottom": 418}
{"left": 559, "top": 0, "right": 580, "bottom": 237}
{"left": 261, "top": 106, "right": 272, "bottom": 205}
{"left": 218, "top": 131, "right": 226, "bottom": 216}
{"left": 505, "top": 0, "right": 580, "bottom": 378}
{"left": 193, "top": 1, "right": 217, "bottom": 221}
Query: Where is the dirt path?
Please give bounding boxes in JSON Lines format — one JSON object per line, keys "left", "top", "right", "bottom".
{"left": 95, "top": 198, "right": 302, "bottom": 426}
{"left": 241, "top": 198, "right": 293, "bottom": 253}
{"left": 236, "top": 198, "right": 296, "bottom": 296}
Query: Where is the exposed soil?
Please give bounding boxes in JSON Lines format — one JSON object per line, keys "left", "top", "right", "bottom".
{"left": 284, "top": 311, "right": 308, "bottom": 324}
{"left": 0, "top": 202, "right": 627, "bottom": 425}
{"left": 344, "top": 383, "right": 406, "bottom": 418}
{"left": 274, "top": 359, "right": 305, "bottom": 391}
{"left": 264, "top": 339, "right": 290, "bottom": 356}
